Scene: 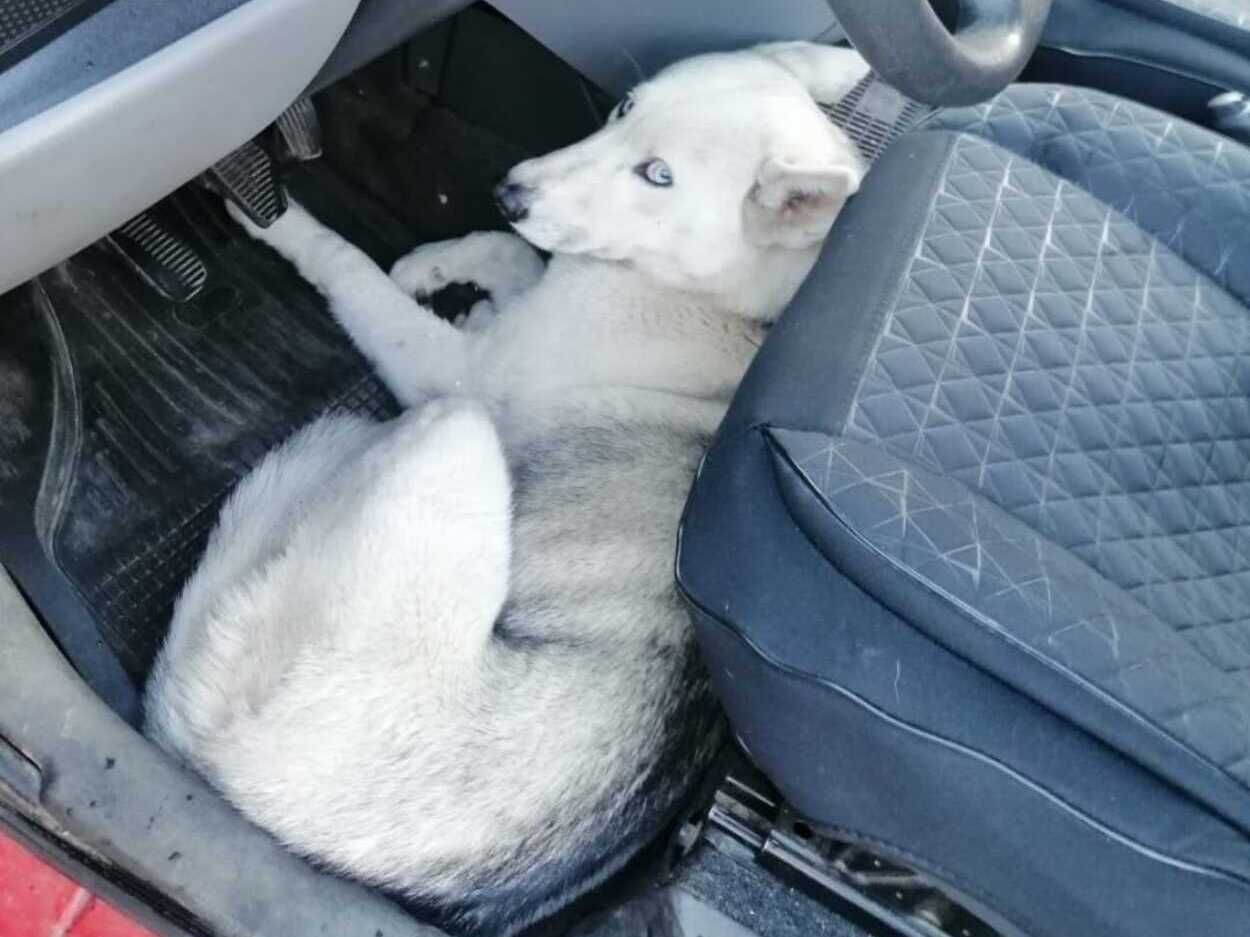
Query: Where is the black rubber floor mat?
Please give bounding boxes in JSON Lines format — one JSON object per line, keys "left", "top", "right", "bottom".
{"left": 0, "top": 165, "right": 414, "bottom": 720}
{"left": 317, "top": 56, "right": 532, "bottom": 242}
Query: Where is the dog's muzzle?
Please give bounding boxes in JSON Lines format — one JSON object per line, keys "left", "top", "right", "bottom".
{"left": 493, "top": 181, "right": 532, "bottom": 223}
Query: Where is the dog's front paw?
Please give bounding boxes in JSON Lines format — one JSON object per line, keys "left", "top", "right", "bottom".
{"left": 390, "top": 231, "right": 544, "bottom": 304}
{"left": 389, "top": 241, "right": 454, "bottom": 300}
{"left": 223, "top": 198, "right": 267, "bottom": 239}
{"left": 224, "top": 198, "right": 322, "bottom": 259}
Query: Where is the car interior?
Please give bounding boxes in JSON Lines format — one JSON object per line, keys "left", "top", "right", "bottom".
{"left": 3, "top": 1, "right": 1250, "bottom": 935}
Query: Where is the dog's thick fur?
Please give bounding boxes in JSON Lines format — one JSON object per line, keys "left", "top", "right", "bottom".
{"left": 144, "top": 42, "right": 868, "bottom": 935}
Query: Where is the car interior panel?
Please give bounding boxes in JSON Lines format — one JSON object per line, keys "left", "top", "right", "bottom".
{"left": 3, "top": 1, "right": 1250, "bottom": 935}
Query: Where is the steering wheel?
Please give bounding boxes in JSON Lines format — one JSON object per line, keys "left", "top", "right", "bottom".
{"left": 827, "top": 0, "right": 1053, "bottom": 106}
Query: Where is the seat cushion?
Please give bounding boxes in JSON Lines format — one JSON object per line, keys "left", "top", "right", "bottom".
{"left": 679, "top": 86, "right": 1250, "bottom": 937}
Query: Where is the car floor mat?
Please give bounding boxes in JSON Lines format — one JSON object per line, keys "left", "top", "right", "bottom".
{"left": 0, "top": 163, "right": 417, "bottom": 721}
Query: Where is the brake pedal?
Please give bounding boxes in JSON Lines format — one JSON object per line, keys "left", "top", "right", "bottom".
{"left": 276, "top": 97, "right": 323, "bottom": 162}
{"left": 202, "top": 139, "right": 286, "bottom": 227}
{"left": 105, "top": 212, "right": 208, "bottom": 303}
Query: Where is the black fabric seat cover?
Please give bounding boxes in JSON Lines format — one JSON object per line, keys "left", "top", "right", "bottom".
{"left": 677, "top": 85, "right": 1250, "bottom": 937}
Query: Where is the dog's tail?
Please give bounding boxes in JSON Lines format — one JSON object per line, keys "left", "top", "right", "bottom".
{"left": 312, "top": 398, "right": 512, "bottom": 670}
{"left": 753, "top": 41, "right": 870, "bottom": 105}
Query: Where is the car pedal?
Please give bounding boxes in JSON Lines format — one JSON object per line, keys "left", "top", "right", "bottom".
{"left": 824, "top": 73, "right": 934, "bottom": 163}
{"left": 105, "top": 212, "right": 208, "bottom": 303}
{"left": 202, "top": 139, "right": 286, "bottom": 227}
{"left": 276, "top": 96, "right": 322, "bottom": 161}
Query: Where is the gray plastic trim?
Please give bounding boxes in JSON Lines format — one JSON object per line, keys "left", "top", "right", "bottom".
{"left": 0, "top": 565, "right": 442, "bottom": 937}
{"left": 488, "top": 0, "right": 841, "bottom": 96}
{"left": 0, "top": 0, "right": 252, "bottom": 135}
{"left": 0, "top": 0, "right": 361, "bottom": 296}
{"left": 308, "top": 0, "right": 475, "bottom": 94}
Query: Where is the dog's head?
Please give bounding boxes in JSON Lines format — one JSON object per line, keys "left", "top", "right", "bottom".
{"left": 495, "top": 42, "right": 868, "bottom": 313}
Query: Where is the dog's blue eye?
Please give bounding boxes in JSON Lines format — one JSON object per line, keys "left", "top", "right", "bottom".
{"left": 635, "top": 158, "right": 673, "bottom": 187}
{"left": 611, "top": 94, "right": 634, "bottom": 122}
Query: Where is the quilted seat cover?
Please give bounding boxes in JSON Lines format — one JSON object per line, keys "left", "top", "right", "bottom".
{"left": 844, "top": 92, "right": 1250, "bottom": 788}
{"left": 678, "top": 85, "right": 1250, "bottom": 937}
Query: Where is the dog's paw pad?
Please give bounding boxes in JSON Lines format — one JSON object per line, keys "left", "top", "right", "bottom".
{"left": 424, "top": 281, "right": 491, "bottom": 323}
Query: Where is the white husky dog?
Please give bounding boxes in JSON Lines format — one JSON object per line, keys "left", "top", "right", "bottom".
{"left": 145, "top": 41, "right": 868, "bottom": 935}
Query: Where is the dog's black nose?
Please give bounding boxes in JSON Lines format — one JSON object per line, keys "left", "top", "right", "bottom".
{"left": 493, "top": 181, "right": 531, "bottom": 222}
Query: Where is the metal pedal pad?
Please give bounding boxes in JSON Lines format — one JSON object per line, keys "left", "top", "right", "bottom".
{"left": 202, "top": 139, "right": 286, "bottom": 227}
{"left": 105, "top": 212, "right": 208, "bottom": 303}
{"left": 276, "top": 96, "right": 322, "bottom": 161}
{"left": 823, "top": 72, "right": 934, "bottom": 164}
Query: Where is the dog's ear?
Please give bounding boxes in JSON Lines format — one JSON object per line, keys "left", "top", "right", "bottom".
{"left": 753, "top": 41, "right": 870, "bottom": 104}
{"left": 745, "top": 155, "right": 862, "bottom": 248}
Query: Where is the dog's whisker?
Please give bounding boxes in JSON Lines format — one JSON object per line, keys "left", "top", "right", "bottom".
{"left": 621, "top": 46, "right": 647, "bottom": 85}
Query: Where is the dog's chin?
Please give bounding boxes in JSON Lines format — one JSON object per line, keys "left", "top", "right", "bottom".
{"left": 507, "top": 218, "right": 555, "bottom": 253}
{"left": 507, "top": 208, "right": 598, "bottom": 256}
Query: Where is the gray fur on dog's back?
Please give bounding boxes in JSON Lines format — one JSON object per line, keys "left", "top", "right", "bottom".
{"left": 443, "top": 405, "right": 728, "bottom": 930}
